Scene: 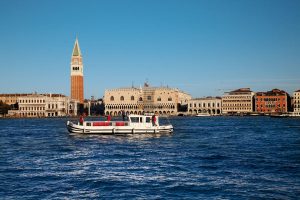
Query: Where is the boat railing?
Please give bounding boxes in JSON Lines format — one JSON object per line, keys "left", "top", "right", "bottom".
{"left": 83, "top": 121, "right": 129, "bottom": 127}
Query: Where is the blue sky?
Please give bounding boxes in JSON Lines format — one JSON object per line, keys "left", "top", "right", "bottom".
{"left": 0, "top": 0, "right": 299, "bottom": 99}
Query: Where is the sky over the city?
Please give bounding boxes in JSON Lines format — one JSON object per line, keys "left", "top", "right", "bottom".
{"left": 0, "top": 0, "right": 299, "bottom": 98}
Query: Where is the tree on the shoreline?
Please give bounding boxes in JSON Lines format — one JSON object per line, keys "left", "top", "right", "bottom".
{"left": 0, "top": 101, "right": 11, "bottom": 114}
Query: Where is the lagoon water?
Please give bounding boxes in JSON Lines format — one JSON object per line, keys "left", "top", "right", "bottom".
{"left": 1, "top": 117, "right": 300, "bottom": 199}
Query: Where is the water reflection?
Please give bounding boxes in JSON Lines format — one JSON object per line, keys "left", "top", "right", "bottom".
{"left": 69, "top": 132, "right": 173, "bottom": 141}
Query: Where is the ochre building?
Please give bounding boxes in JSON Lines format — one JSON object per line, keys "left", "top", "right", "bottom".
{"left": 0, "top": 94, "right": 31, "bottom": 105}
{"left": 222, "top": 88, "right": 255, "bottom": 114}
{"left": 70, "top": 38, "right": 84, "bottom": 104}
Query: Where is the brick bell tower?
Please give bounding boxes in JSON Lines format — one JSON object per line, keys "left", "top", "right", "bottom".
{"left": 70, "top": 37, "right": 84, "bottom": 103}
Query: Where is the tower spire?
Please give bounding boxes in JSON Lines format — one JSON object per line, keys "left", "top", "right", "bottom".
{"left": 72, "top": 37, "right": 81, "bottom": 56}
{"left": 70, "top": 37, "right": 84, "bottom": 104}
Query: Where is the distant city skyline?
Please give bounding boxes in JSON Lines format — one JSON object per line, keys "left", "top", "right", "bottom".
{"left": 0, "top": 0, "right": 299, "bottom": 99}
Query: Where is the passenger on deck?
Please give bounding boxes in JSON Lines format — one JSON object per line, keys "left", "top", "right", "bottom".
{"left": 122, "top": 110, "right": 126, "bottom": 121}
{"left": 107, "top": 115, "right": 111, "bottom": 121}
{"left": 152, "top": 115, "right": 157, "bottom": 126}
{"left": 79, "top": 115, "right": 84, "bottom": 125}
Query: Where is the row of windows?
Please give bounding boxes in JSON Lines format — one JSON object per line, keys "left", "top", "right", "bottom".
{"left": 110, "top": 96, "right": 173, "bottom": 102}
{"left": 106, "top": 104, "right": 176, "bottom": 110}
{"left": 73, "top": 67, "right": 80, "bottom": 71}
{"left": 144, "top": 105, "right": 176, "bottom": 109}
{"left": 20, "top": 112, "right": 45, "bottom": 117}
{"left": 20, "top": 112, "right": 59, "bottom": 117}
{"left": 189, "top": 103, "right": 220, "bottom": 108}
{"left": 223, "top": 108, "right": 252, "bottom": 110}
{"left": 223, "top": 104, "right": 251, "bottom": 107}
{"left": 256, "top": 104, "right": 285, "bottom": 108}
{"left": 222, "top": 100, "right": 251, "bottom": 103}
{"left": 223, "top": 96, "right": 252, "bottom": 99}
{"left": 48, "top": 104, "right": 58, "bottom": 109}
{"left": 20, "top": 99, "right": 45, "bottom": 104}
{"left": 20, "top": 104, "right": 60, "bottom": 111}
{"left": 106, "top": 110, "right": 175, "bottom": 117}
{"left": 256, "top": 109, "right": 286, "bottom": 112}
{"left": 2, "top": 99, "right": 16, "bottom": 103}
{"left": 20, "top": 107, "right": 45, "bottom": 111}
{"left": 256, "top": 98, "right": 285, "bottom": 101}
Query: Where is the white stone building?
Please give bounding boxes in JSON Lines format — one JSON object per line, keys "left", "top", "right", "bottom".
{"left": 188, "top": 97, "right": 222, "bottom": 115}
{"left": 18, "top": 94, "right": 78, "bottom": 117}
{"left": 293, "top": 90, "right": 300, "bottom": 115}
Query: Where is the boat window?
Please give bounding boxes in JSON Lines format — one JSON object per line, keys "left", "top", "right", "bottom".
{"left": 140, "top": 117, "right": 143, "bottom": 123}
{"left": 146, "top": 117, "right": 151, "bottom": 123}
{"left": 86, "top": 122, "right": 91, "bottom": 126}
{"left": 130, "top": 117, "right": 139, "bottom": 123}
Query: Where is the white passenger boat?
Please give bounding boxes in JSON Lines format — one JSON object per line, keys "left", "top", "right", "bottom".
{"left": 67, "top": 114, "right": 173, "bottom": 134}
{"left": 196, "top": 113, "right": 211, "bottom": 117}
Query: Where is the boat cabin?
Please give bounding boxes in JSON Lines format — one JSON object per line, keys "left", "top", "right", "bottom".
{"left": 81, "top": 114, "right": 159, "bottom": 128}
{"left": 128, "top": 115, "right": 159, "bottom": 128}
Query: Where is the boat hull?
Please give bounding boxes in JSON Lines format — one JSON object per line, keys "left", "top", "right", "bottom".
{"left": 67, "top": 121, "right": 173, "bottom": 134}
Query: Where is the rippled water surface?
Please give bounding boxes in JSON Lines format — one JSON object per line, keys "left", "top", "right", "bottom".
{"left": 1, "top": 117, "right": 300, "bottom": 199}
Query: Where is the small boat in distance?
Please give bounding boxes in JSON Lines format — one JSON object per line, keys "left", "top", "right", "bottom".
{"left": 196, "top": 113, "right": 211, "bottom": 117}
{"left": 67, "top": 114, "right": 173, "bottom": 134}
{"left": 270, "top": 113, "right": 289, "bottom": 118}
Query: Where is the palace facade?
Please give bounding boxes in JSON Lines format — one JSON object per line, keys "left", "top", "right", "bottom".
{"left": 255, "top": 89, "right": 290, "bottom": 113}
{"left": 104, "top": 84, "right": 191, "bottom": 116}
{"left": 188, "top": 97, "right": 222, "bottom": 115}
{"left": 222, "top": 88, "right": 255, "bottom": 114}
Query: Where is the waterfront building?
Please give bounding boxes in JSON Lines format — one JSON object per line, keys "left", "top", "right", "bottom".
{"left": 17, "top": 94, "right": 78, "bottom": 117}
{"left": 222, "top": 88, "right": 255, "bottom": 114}
{"left": 188, "top": 97, "right": 222, "bottom": 115}
{"left": 70, "top": 37, "right": 84, "bottom": 104}
{"left": 104, "top": 84, "right": 191, "bottom": 116}
{"left": 293, "top": 90, "right": 300, "bottom": 115}
{"left": 0, "top": 94, "right": 31, "bottom": 105}
{"left": 255, "top": 89, "right": 290, "bottom": 114}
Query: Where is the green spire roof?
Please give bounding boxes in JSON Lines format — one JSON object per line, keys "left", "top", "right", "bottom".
{"left": 72, "top": 38, "right": 81, "bottom": 56}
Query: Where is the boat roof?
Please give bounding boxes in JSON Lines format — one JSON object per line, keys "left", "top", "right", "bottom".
{"left": 128, "top": 114, "right": 156, "bottom": 117}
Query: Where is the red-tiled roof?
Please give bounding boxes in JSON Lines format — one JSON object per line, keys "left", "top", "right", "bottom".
{"left": 255, "top": 89, "right": 288, "bottom": 96}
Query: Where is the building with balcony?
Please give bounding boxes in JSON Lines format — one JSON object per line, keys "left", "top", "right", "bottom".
{"left": 222, "top": 88, "right": 255, "bottom": 114}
